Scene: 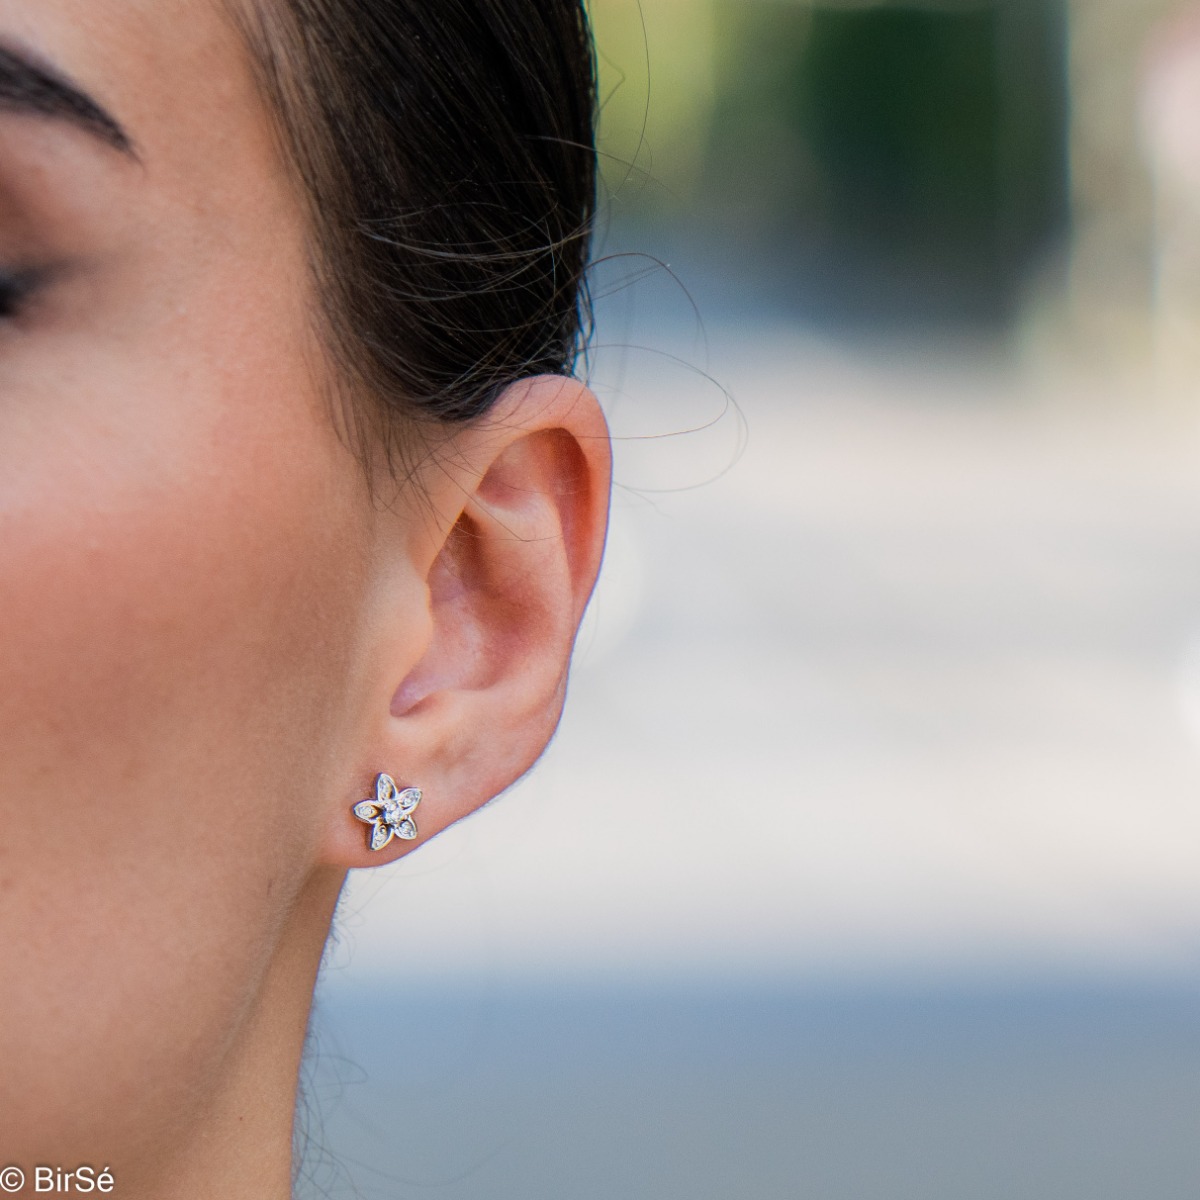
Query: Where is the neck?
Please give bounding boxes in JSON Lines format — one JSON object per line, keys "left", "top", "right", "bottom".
{"left": 135, "top": 866, "right": 347, "bottom": 1200}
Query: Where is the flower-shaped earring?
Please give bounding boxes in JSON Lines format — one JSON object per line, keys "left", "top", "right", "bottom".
{"left": 353, "top": 773, "right": 422, "bottom": 851}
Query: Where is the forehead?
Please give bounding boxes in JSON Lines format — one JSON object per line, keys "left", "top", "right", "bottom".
{"left": 0, "top": 0, "right": 281, "bottom": 193}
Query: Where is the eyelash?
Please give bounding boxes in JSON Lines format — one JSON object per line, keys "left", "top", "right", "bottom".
{"left": 0, "top": 269, "right": 34, "bottom": 320}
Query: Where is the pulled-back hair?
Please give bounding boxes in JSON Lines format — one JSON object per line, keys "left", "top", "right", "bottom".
{"left": 237, "top": 0, "right": 598, "bottom": 454}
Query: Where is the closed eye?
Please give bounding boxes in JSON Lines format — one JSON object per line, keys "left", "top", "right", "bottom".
{"left": 0, "top": 268, "right": 38, "bottom": 320}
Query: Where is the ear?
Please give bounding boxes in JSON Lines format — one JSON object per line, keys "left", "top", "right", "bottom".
{"left": 322, "top": 375, "right": 611, "bottom": 868}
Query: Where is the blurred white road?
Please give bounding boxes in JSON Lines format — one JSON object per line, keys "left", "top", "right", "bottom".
{"left": 339, "top": 331, "right": 1200, "bottom": 985}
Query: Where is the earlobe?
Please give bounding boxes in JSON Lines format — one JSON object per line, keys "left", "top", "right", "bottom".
{"left": 322, "top": 375, "right": 610, "bottom": 870}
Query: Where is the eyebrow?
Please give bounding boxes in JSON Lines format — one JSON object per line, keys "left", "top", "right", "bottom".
{"left": 0, "top": 41, "right": 136, "bottom": 157}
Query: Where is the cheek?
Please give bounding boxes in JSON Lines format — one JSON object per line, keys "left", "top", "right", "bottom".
{"left": 0, "top": 343, "right": 370, "bottom": 1157}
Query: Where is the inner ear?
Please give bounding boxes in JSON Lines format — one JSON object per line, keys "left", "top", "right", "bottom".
{"left": 390, "top": 513, "right": 495, "bottom": 715}
{"left": 390, "top": 426, "right": 586, "bottom": 719}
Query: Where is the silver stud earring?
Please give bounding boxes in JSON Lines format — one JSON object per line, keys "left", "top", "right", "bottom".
{"left": 353, "top": 773, "right": 422, "bottom": 852}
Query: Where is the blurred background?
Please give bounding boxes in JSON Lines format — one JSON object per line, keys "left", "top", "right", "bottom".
{"left": 300, "top": 2, "right": 1200, "bottom": 1196}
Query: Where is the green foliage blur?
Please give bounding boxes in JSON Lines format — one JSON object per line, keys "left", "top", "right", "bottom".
{"left": 590, "top": 0, "right": 1069, "bottom": 327}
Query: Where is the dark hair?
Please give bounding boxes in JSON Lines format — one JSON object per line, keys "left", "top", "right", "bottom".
{"left": 237, "top": 0, "right": 598, "bottom": 455}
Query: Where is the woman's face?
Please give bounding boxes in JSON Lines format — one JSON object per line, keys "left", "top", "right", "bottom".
{"left": 0, "top": 0, "right": 385, "bottom": 1166}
